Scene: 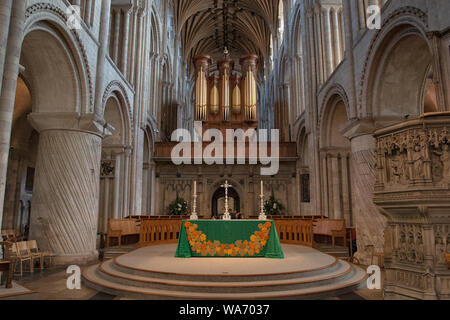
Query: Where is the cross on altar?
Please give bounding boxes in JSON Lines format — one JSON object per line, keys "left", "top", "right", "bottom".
{"left": 220, "top": 180, "right": 232, "bottom": 220}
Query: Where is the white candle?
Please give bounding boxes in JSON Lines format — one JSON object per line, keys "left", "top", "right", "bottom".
{"left": 260, "top": 180, "right": 263, "bottom": 195}
{"left": 194, "top": 180, "right": 197, "bottom": 194}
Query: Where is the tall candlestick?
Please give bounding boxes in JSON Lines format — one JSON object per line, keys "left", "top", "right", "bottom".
{"left": 259, "top": 180, "right": 267, "bottom": 220}
{"left": 221, "top": 180, "right": 232, "bottom": 220}
{"left": 190, "top": 180, "right": 198, "bottom": 220}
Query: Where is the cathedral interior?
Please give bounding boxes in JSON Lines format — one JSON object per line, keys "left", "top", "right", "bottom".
{"left": 0, "top": 0, "right": 450, "bottom": 302}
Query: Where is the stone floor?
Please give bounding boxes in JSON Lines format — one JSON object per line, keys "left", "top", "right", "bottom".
{"left": 0, "top": 247, "right": 383, "bottom": 300}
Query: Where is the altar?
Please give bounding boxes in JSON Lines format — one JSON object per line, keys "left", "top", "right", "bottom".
{"left": 175, "top": 220, "right": 284, "bottom": 259}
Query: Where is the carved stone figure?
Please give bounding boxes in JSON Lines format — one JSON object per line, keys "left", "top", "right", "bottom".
{"left": 399, "top": 232, "right": 407, "bottom": 262}
{"left": 412, "top": 145, "right": 424, "bottom": 179}
{"left": 435, "top": 144, "right": 450, "bottom": 181}
{"left": 435, "top": 235, "right": 446, "bottom": 264}
{"left": 407, "top": 232, "right": 416, "bottom": 263}
{"left": 390, "top": 158, "right": 402, "bottom": 184}
{"left": 416, "top": 232, "right": 424, "bottom": 264}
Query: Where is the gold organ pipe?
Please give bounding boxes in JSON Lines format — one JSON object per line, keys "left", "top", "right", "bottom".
{"left": 232, "top": 83, "right": 241, "bottom": 114}
{"left": 222, "top": 69, "right": 230, "bottom": 120}
{"left": 201, "top": 68, "right": 207, "bottom": 120}
{"left": 210, "top": 78, "right": 219, "bottom": 115}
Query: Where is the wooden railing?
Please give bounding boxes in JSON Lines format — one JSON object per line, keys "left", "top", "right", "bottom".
{"left": 139, "top": 219, "right": 182, "bottom": 246}
{"left": 274, "top": 219, "right": 313, "bottom": 247}
{"left": 138, "top": 219, "right": 314, "bottom": 248}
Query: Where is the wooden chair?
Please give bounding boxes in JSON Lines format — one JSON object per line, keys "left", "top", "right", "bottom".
{"left": 11, "top": 242, "right": 33, "bottom": 276}
{"left": 0, "top": 242, "right": 14, "bottom": 288}
{"left": 27, "top": 240, "right": 53, "bottom": 269}
{"left": 445, "top": 253, "right": 450, "bottom": 269}
{"left": 18, "top": 241, "right": 40, "bottom": 272}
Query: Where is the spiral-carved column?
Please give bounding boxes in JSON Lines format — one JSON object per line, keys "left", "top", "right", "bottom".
{"left": 344, "top": 121, "right": 387, "bottom": 265}
{"left": 28, "top": 114, "right": 111, "bottom": 265}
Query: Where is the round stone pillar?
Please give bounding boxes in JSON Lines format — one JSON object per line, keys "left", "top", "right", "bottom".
{"left": 344, "top": 120, "right": 387, "bottom": 265}
{"left": 28, "top": 113, "right": 111, "bottom": 265}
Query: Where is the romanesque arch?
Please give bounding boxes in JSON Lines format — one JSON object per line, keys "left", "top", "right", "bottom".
{"left": 361, "top": 9, "right": 439, "bottom": 121}
{"left": 98, "top": 87, "right": 132, "bottom": 231}
{"left": 19, "top": 11, "right": 102, "bottom": 265}
{"left": 319, "top": 88, "right": 352, "bottom": 224}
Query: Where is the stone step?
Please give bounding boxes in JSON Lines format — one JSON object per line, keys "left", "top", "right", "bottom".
{"left": 110, "top": 256, "right": 342, "bottom": 282}
{"left": 82, "top": 263, "right": 368, "bottom": 300}
{"left": 94, "top": 259, "right": 355, "bottom": 293}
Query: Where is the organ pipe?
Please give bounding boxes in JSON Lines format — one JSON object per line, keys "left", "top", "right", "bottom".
{"left": 193, "top": 52, "right": 258, "bottom": 123}
{"left": 222, "top": 69, "right": 230, "bottom": 120}
{"left": 232, "top": 76, "right": 241, "bottom": 114}
{"left": 210, "top": 75, "right": 219, "bottom": 115}
{"left": 240, "top": 54, "right": 258, "bottom": 121}
{"left": 193, "top": 55, "right": 211, "bottom": 121}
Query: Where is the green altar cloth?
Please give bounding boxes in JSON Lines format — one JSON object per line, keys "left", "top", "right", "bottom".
{"left": 175, "top": 220, "right": 284, "bottom": 259}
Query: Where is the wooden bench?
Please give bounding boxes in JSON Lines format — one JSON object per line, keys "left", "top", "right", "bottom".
{"left": 107, "top": 219, "right": 141, "bottom": 248}
{"left": 313, "top": 219, "right": 346, "bottom": 248}
{"left": 0, "top": 242, "right": 13, "bottom": 288}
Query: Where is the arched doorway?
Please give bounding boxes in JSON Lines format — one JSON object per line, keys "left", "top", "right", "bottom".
{"left": 211, "top": 187, "right": 240, "bottom": 218}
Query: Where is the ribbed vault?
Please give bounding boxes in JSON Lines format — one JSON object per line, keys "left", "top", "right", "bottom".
{"left": 175, "top": 0, "right": 280, "bottom": 73}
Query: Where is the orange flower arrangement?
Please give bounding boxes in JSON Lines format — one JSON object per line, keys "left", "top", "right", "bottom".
{"left": 184, "top": 222, "right": 272, "bottom": 257}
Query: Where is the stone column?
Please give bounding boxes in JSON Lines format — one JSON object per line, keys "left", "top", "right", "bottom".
{"left": 322, "top": 6, "right": 334, "bottom": 78}
{"left": 126, "top": 7, "right": 146, "bottom": 216}
{"left": 149, "top": 162, "right": 156, "bottom": 214}
{"left": 122, "top": 147, "right": 131, "bottom": 218}
{"left": 296, "top": 166, "right": 302, "bottom": 214}
{"left": 112, "top": 8, "right": 121, "bottom": 64}
{"left": 0, "top": 0, "right": 12, "bottom": 93}
{"left": 154, "top": 172, "right": 160, "bottom": 215}
{"left": 94, "top": 0, "right": 111, "bottom": 117}
{"left": 121, "top": 6, "right": 132, "bottom": 77}
{"left": 320, "top": 152, "right": 329, "bottom": 216}
{"left": 112, "top": 150, "right": 122, "bottom": 219}
{"left": 332, "top": 7, "right": 342, "bottom": 65}
{"left": 326, "top": 154, "right": 334, "bottom": 218}
{"left": 331, "top": 155, "right": 343, "bottom": 219}
{"left": 85, "top": 0, "right": 92, "bottom": 26}
{"left": 341, "top": 152, "right": 352, "bottom": 225}
{"left": 342, "top": 0, "right": 357, "bottom": 119}
{"left": 344, "top": 120, "right": 387, "bottom": 265}
{"left": 102, "top": 174, "right": 110, "bottom": 233}
{"left": 0, "top": 0, "right": 25, "bottom": 230}
{"left": 27, "top": 114, "right": 111, "bottom": 265}
{"left": 314, "top": 6, "right": 324, "bottom": 85}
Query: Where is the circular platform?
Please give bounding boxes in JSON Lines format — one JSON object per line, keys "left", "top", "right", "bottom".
{"left": 83, "top": 244, "right": 367, "bottom": 300}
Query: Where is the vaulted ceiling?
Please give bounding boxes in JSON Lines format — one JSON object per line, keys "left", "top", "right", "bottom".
{"left": 175, "top": 0, "right": 280, "bottom": 72}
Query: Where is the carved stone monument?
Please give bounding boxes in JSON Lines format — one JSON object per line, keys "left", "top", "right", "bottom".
{"left": 374, "top": 113, "right": 450, "bottom": 300}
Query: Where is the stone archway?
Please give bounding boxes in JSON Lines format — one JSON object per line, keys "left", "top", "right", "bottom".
{"left": 19, "top": 21, "right": 107, "bottom": 266}
{"left": 211, "top": 187, "right": 241, "bottom": 218}
{"left": 206, "top": 178, "right": 245, "bottom": 218}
